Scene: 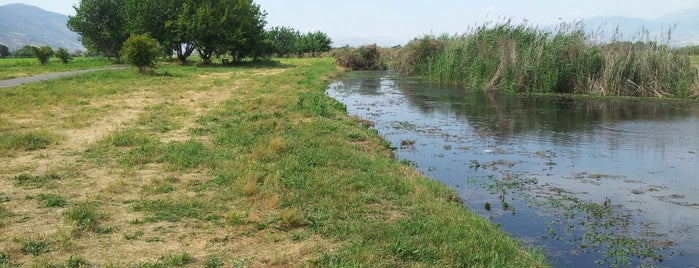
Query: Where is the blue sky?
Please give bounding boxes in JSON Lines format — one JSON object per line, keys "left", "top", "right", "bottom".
{"left": 2, "top": 0, "right": 699, "bottom": 46}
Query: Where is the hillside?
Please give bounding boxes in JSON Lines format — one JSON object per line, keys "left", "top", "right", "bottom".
{"left": 0, "top": 3, "right": 84, "bottom": 52}
{"left": 581, "top": 9, "right": 699, "bottom": 46}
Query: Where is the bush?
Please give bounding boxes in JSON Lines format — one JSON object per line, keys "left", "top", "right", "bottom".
{"left": 55, "top": 47, "right": 72, "bottom": 64}
{"left": 121, "top": 33, "right": 161, "bottom": 74}
{"left": 334, "top": 44, "right": 387, "bottom": 70}
{"left": 30, "top": 45, "right": 54, "bottom": 65}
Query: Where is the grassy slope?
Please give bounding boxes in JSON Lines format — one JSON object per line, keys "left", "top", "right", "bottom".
{"left": 0, "top": 57, "right": 114, "bottom": 80}
{"left": 0, "top": 58, "right": 546, "bottom": 267}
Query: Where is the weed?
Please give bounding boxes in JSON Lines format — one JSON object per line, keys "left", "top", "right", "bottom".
{"left": 162, "top": 252, "right": 193, "bottom": 266}
{"left": 36, "top": 193, "right": 67, "bottom": 207}
{"left": 204, "top": 257, "right": 224, "bottom": 268}
{"left": 124, "top": 230, "right": 144, "bottom": 240}
{"left": 64, "top": 255, "right": 90, "bottom": 268}
{"left": 12, "top": 173, "right": 63, "bottom": 188}
{"left": 63, "top": 201, "right": 99, "bottom": 233}
{"left": 0, "top": 252, "right": 9, "bottom": 265}
{"left": 21, "top": 240, "right": 51, "bottom": 256}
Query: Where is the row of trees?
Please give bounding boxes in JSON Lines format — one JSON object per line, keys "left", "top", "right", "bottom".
{"left": 67, "top": 0, "right": 332, "bottom": 64}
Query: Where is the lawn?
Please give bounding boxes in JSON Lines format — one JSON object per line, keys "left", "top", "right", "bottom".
{"left": 0, "top": 58, "right": 547, "bottom": 267}
{"left": 0, "top": 57, "right": 114, "bottom": 80}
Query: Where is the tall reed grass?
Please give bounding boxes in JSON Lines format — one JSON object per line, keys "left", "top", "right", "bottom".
{"left": 389, "top": 22, "right": 699, "bottom": 98}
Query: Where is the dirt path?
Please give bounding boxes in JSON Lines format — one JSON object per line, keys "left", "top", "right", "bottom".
{"left": 0, "top": 65, "right": 128, "bottom": 88}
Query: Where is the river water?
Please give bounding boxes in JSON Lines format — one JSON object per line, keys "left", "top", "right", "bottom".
{"left": 326, "top": 71, "right": 699, "bottom": 267}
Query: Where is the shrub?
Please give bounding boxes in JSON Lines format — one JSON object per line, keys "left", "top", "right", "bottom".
{"left": 121, "top": 33, "right": 161, "bottom": 74}
{"left": 334, "top": 44, "right": 387, "bottom": 70}
{"left": 30, "top": 45, "right": 54, "bottom": 65}
{"left": 55, "top": 47, "right": 72, "bottom": 64}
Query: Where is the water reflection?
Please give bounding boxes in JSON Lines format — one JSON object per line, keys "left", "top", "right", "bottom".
{"left": 328, "top": 71, "right": 699, "bottom": 268}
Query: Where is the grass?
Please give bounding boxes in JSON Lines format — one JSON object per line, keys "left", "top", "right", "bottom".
{"left": 0, "top": 56, "right": 114, "bottom": 80}
{"left": 0, "top": 58, "right": 547, "bottom": 267}
{"left": 389, "top": 22, "right": 699, "bottom": 99}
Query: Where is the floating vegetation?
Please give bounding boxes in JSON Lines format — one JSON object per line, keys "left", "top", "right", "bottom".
{"left": 399, "top": 139, "right": 416, "bottom": 148}
{"left": 473, "top": 171, "right": 680, "bottom": 267}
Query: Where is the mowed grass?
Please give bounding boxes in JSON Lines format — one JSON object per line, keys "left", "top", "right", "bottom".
{"left": 0, "top": 56, "right": 114, "bottom": 80}
{"left": 0, "top": 58, "right": 547, "bottom": 267}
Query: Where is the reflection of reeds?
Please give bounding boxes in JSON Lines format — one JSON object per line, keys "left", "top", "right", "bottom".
{"left": 390, "top": 21, "right": 699, "bottom": 98}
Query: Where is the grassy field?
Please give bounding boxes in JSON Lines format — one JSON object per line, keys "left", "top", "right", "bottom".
{"left": 0, "top": 57, "right": 114, "bottom": 80}
{"left": 0, "top": 58, "right": 546, "bottom": 267}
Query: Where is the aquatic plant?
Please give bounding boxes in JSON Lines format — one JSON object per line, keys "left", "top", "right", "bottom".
{"left": 390, "top": 21, "right": 699, "bottom": 98}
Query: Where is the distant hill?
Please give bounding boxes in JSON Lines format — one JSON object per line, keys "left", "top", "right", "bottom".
{"left": 0, "top": 3, "right": 84, "bottom": 52}
{"left": 581, "top": 9, "right": 699, "bottom": 47}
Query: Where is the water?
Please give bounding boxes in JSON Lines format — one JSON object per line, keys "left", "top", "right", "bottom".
{"left": 326, "top": 71, "right": 699, "bottom": 268}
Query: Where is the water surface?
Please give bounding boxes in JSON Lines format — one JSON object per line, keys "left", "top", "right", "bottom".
{"left": 327, "top": 71, "right": 699, "bottom": 267}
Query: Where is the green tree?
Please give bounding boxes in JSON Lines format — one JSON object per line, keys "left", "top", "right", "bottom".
{"left": 296, "top": 31, "right": 332, "bottom": 57}
{"left": 0, "top": 44, "right": 9, "bottom": 58}
{"left": 225, "top": 0, "right": 270, "bottom": 61}
{"left": 182, "top": 0, "right": 269, "bottom": 64}
{"left": 30, "top": 46, "right": 54, "bottom": 65}
{"left": 267, "top": 26, "right": 300, "bottom": 58}
{"left": 124, "top": 0, "right": 196, "bottom": 64}
{"left": 12, "top": 45, "right": 34, "bottom": 58}
{"left": 121, "top": 33, "right": 161, "bottom": 74}
{"left": 55, "top": 48, "right": 72, "bottom": 64}
{"left": 68, "top": 0, "right": 129, "bottom": 61}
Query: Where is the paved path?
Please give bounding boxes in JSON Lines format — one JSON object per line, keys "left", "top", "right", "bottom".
{"left": 0, "top": 65, "right": 128, "bottom": 89}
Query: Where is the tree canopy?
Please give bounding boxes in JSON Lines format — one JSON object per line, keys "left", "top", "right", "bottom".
{"left": 68, "top": 0, "right": 129, "bottom": 60}
{"left": 0, "top": 44, "right": 9, "bottom": 58}
{"left": 68, "top": 0, "right": 332, "bottom": 64}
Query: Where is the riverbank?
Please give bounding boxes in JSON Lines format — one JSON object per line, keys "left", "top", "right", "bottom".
{"left": 0, "top": 58, "right": 546, "bottom": 267}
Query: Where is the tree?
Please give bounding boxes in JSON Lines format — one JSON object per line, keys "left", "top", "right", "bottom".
{"left": 55, "top": 48, "right": 72, "bottom": 64}
{"left": 30, "top": 46, "right": 54, "bottom": 65}
{"left": 68, "top": 0, "right": 129, "bottom": 61}
{"left": 267, "top": 26, "right": 300, "bottom": 57}
{"left": 0, "top": 44, "right": 9, "bottom": 58}
{"left": 121, "top": 33, "right": 161, "bottom": 74}
{"left": 296, "top": 31, "right": 332, "bottom": 57}
{"left": 12, "top": 45, "right": 34, "bottom": 58}
{"left": 124, "top": 0, "right": 196, "bottom": 64}
{"left": 182, "top": 0, "right": 269, "bottom": 64}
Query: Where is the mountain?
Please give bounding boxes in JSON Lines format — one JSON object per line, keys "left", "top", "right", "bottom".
{"left": 0, "top": 3, "right": 84, "bottom": 52}
{"left": 581, "top": 9, "right": 699, "bottom": 47}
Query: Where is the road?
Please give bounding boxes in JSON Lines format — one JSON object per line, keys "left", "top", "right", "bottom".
{"left": 0, "top": 65, "right": 128, "bottom": 89}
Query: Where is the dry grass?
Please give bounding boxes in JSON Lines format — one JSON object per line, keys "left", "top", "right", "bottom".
{"left": 0, "top": 63, "right": 333, "bottom": 267}
{"left": 0, "top": 59, "right": 546, "bottom": 267}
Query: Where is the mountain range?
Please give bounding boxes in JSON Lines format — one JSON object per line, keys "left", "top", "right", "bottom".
{"left": 0, "top": 3, "right": 83, "bottom": 52}
{"left": 580, "top": 9, "right": 699, "bottom": 46}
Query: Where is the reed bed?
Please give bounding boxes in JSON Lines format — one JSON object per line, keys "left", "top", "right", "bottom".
{"left": 389, "top": 22, "right": 699, "bottom": 98}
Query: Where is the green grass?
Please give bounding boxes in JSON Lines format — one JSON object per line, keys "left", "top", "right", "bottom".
{"left": 12, "top": 173, "right": 63, "bottom": 188}
{"left": 0, "top": 58, "right": 547, "bottom": 267}
{"left": 35, "top": 193, "right": 67, "bottom": 208}
{"left": 0, "top": 130, "right": 61, "bottom": 155}
{"left": 0, "top": 57, "right": 113, "bottom": 80}
{"left": 63, "top": 201, "right": 100, "bottom": 233}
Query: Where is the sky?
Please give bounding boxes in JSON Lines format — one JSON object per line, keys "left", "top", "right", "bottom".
{"left": 1, "top": 0, "right": 699, "bottom": 46}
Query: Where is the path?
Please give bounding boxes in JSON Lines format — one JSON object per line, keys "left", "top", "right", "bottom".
{"left": 0, "top": 65, "right": 128, "bottom": 88}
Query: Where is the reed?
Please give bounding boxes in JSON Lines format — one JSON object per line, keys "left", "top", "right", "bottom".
{"left": 390, "top": 22, "right": 699, "bottom": 98}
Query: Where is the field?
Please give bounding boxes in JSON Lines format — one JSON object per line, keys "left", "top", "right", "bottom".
{"left": 0, "top": 57, "right": 114, "bottom": 80}
{"left": 0, "top": 58, "right": 546, "bottom": 267}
